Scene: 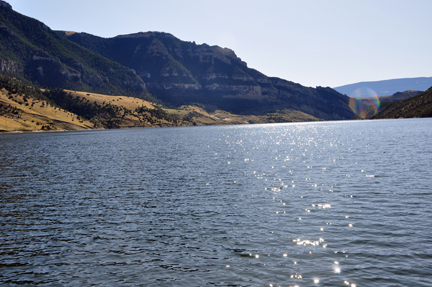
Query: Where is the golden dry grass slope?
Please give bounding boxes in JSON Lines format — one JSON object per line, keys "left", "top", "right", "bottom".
{"left": 0, "top": 87, "right": 184, "bottom": 132}
{"left": 62, "top": 90, "right": 176, "bottom": 128}
{"left": 1, "top": 85, "right": 321, "bottom": 133}
{"left": 167, "top": 106, "right": 321, "bottom": 126}
{"left": 0, "top": 88, "right": 93, "bottom": 132}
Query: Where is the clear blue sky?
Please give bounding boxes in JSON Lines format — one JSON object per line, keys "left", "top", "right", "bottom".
{"left": 7, "top": 0, "right": 432, "bottom": 88}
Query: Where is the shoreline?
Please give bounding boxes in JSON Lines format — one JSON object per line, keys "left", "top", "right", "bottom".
{"left": 3, "top": 117, "right": 424, "bottom": 136}
{"left": 0, "top": 128, "right": 73, "bottom": 135}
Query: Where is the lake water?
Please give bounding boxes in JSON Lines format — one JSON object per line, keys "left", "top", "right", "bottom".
{"left": 1, "top": 118, "right": 431, "bottom": 286}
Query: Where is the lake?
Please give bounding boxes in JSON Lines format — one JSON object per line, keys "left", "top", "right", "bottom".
{"left": 1, "top": 118, "right": 431, "bottom": 286}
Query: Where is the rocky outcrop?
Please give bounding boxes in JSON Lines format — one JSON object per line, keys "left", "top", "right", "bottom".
{"left": 26, "top": 51, "right": 80, "bottom": 86}
{"left": 0, "top": 1, "right": 11, "bottom": 10}
{"left": 0, "top": 58, "right": 22, "bottom": 73}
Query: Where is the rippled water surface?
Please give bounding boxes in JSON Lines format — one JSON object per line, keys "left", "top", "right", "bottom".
{"left": 1, "top": 119, "right": 432, "bottom": 286}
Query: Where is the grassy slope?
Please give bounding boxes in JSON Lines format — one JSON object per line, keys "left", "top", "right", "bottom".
{"left": 0, "top": 87, "right": 184, "bottom": 131}
{"left": 1, "top": 87, "right": 321, "bottom": 132}
{"left": 0, "top": 88, "right": 93, "bottom": 131}
{"left": 165, "top": 107, "right": 320, "bottom": 125}
{"left": 61, "top": 90, "right": 176, "bottom": 128}
{"left": 0, "top": 76, "right": 180, "bottom": 131}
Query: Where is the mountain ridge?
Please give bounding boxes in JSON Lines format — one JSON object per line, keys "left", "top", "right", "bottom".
{"left": 60, "top": 30, "right": 354, "bottom": 120}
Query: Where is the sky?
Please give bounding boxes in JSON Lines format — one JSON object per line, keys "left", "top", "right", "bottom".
{"left": 7, "top": 0, "right": 432, "bottom": 88}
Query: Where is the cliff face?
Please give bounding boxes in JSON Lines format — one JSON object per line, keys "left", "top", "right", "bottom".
{"left": 0, "top": 2, "right": 149, "bottom": 98}
{"left": 63, "top": 32, "right": 354, "bottom": 120}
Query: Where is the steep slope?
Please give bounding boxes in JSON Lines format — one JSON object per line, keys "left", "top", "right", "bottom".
{"left": 60, "top": 31, "right": 354, "bottom": 120}
{"left": 372, "top": 86, "right": 432, "bottom": 119}
{"left": 334, "top": 77, "right": 432, "bottom": 97}
{"left": 0, "top": 1, "right": 149, "bottom": 98}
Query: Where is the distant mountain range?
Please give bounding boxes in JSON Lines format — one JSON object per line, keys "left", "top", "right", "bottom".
{"left": 334, "top": 77, "right": 432, "bottom": 97}
{"left": 0, "top": 1, "right": 354, "bottom": 121}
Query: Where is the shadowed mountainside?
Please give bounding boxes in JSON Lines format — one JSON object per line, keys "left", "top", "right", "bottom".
{"left": 59, "top": 31, "right": 354, "bottom": 120}
{"left": 372, "top": 86, "right": 432, "bottom": 119}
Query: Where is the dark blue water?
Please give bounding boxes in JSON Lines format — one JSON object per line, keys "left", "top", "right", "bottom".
{"left": 1, "top": 119, "right": 432, "bottom": 286}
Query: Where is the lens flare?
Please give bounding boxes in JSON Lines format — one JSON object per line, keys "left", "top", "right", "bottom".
{"left": 349, "top": 87, "right": 380, "bottom": 118}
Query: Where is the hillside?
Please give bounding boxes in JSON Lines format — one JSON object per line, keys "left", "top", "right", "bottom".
{"left": 334, "top": 77, "right": 432, "bottom": 97}
{"left": 59, "top": 31, "right": 354, "bottom": 120}
{"left": 0, "top": 75, "right": 181, "bottom": 131}
{"left": 0, "top": 1, "right": 151, "bottom": 98}
{"left": 1, "top": 75, "right": 321, "bottom": 132}
{"left": 372, "top": 87, "right": 432, "bottom": 119}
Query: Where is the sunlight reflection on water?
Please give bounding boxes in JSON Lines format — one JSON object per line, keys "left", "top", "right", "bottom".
{"left": 1, "top": 119, "right": 432, "bottom": 286}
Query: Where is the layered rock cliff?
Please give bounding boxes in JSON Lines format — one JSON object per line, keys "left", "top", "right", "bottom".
{"left": 62, "top": 31, "right": 355, "bottom": 120}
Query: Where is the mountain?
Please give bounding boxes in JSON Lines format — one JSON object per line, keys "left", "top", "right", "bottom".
{"left": 0, "top": 0, "right": 354, "bottom": 121}
{"left": 59, "top": 31, "right": 354, "bottom": 120}
{"left": 0, "top": 1, "right": 150, "bottom": 98}
{"left": 372, "top": 86, "right": 432, "bottom": 119}
{"left": 379, "top": 90, "right": 423, "bottom": 103}
{"left": 334, "top": 77, "right": 432, "bottom": 97}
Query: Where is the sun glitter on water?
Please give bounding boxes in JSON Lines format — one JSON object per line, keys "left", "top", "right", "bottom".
{"left": 348, "top": 87, "right": 380, "bottom": 118}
